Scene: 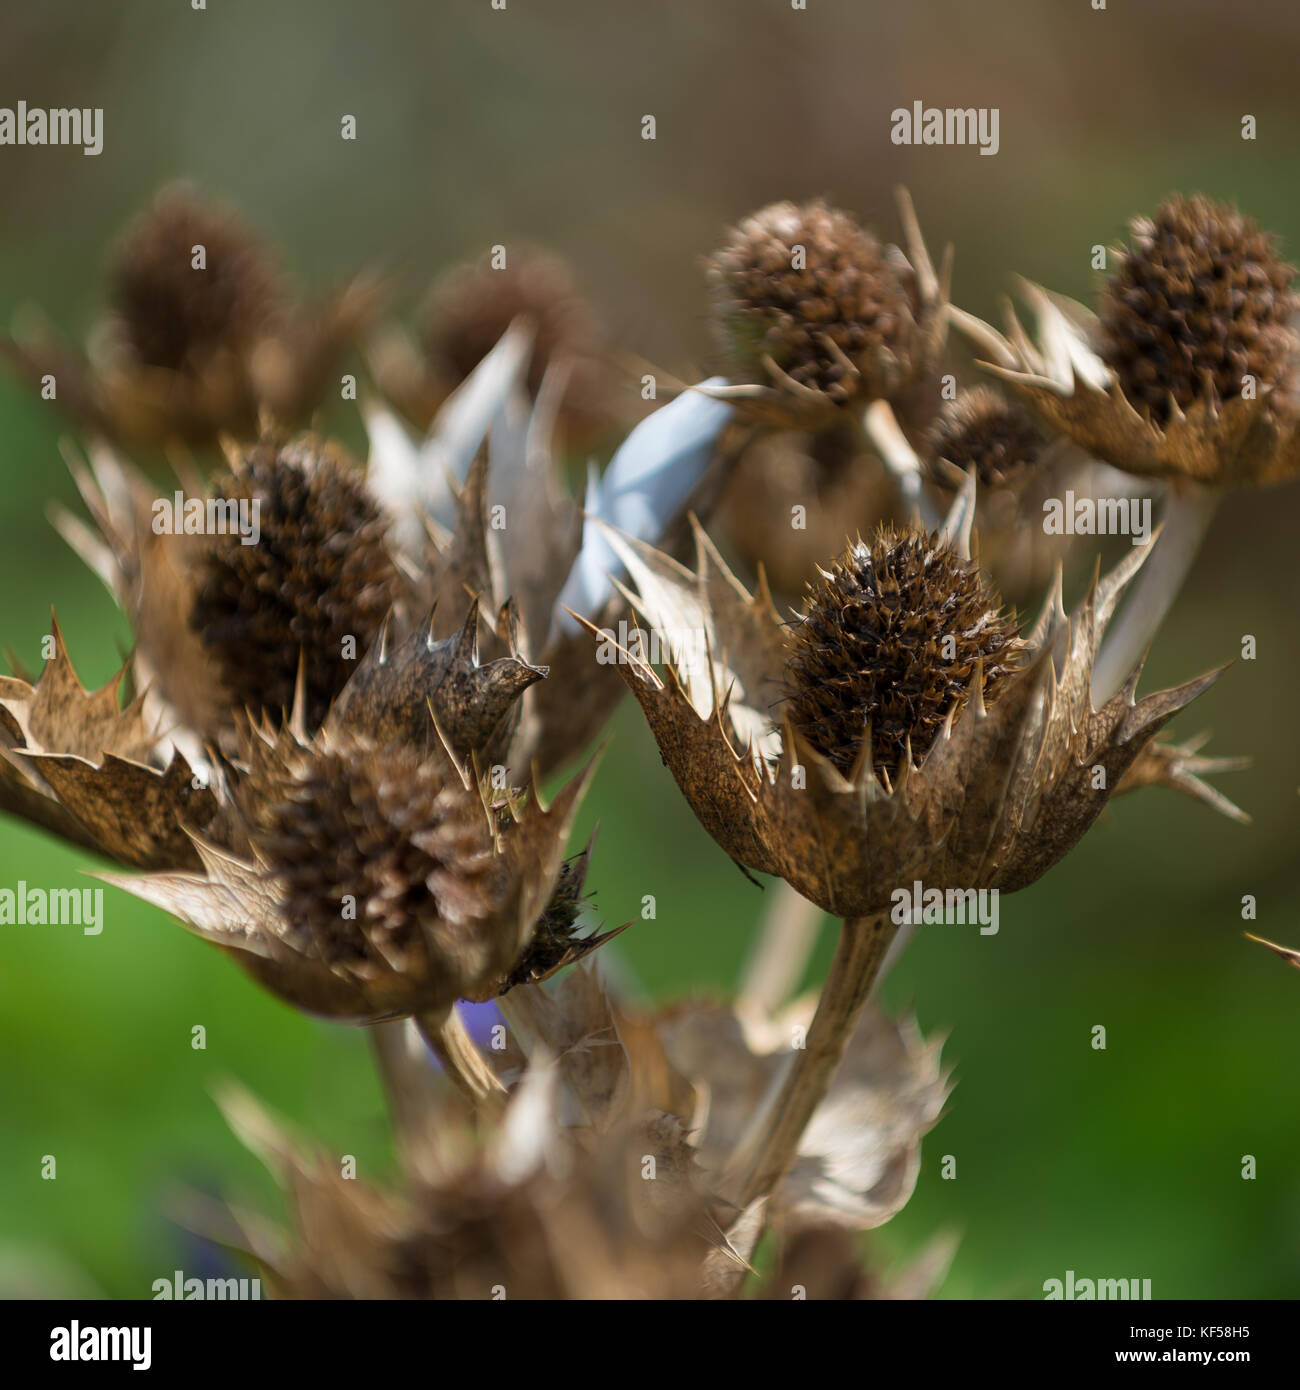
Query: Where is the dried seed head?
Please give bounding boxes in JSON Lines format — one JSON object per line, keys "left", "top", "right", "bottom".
{"left": 190, "top": 437, "right": 398, "bottom": 729}
{"left": 782, "top": 528, "right": 1023, "bottom": 779}
{"left": 423, "top": 248, "right": 601, "bottom": 399}
{"left": 708, "top": 199, "right": 915, "bottom": 402}
{"left": 926, "top": 386, "right": 1045, "bottom": 489}
{"left": 252, "top": 736, "right": 514, "bottom": 998}
{"left": 111, "top": 187, "right": 283, "bottom": 371}
{"left": 327, "top": 604, "right": 547, "bottom": 762}
{"left": 1099, "top": 195, "right": 1299, "bottom": 424}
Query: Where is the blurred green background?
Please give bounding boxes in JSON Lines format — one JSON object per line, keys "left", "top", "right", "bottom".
{"left": 0, "top": 0, "right": 1297, "bottom": 1298}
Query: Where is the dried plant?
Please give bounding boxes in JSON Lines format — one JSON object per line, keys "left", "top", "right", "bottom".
{"left": 0, "top": 185, "right": 379, "bottom": 446}
{"left": 0, "top": 180, "right": 1273, "bottom": 1302}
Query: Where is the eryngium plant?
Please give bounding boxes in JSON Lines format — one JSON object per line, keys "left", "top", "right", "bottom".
{"left": 0, "top": 180, "right": 1270, "bottom": 1301}
{"left": 0, "top": 185, "right": 379, "bottom": 445}
{"left": 584, "top": 476, "right": 1243, "bottom": 1202}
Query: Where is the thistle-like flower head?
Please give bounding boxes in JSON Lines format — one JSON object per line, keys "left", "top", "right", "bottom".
{"left": 211, "top": 954, "right": 949, "bottom": 1296}
{"left": 926, "top": 385, "right": 1045, "bottom": 491}
{"left": 583, "top": 480, "right": 1244, "bottom": 917}
{"left": 951, "top": 195, "right": 1300, "bottom": 487}
{"left": 111, "top": 185, "right": 284, "bottom": 373}
{"left": 782, "top": 527, "right": 1024, "bottom": 781}
{"left": 1099, "top": 196, "right": 1298, "bottom": 427}
{"left": 0, "top": 183, "right": 379, "bottom": 445}
{"left": 99, "top": 719, "right": 596, "bottom": 1022}
{"left": 191, "top": 436, "right": 399, "bottom": 730}
{"left": 710, "top": 200, "right": 914, "bottom": 400}
{"left": 703, "top": 191, "right": 949, "bottom": 428}
{"left": 369, "top": 246, "right": 617, "bottom": 448}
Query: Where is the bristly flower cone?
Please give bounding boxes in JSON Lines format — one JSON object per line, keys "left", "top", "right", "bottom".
{"left": 1099, "top": 195, "right": 1299, "bottom": 425}
{"left": 251, "top": 735, "right": 514, "bottom": 1000}
{"left": 190, "top": 437, "right": 398, "bottom": 730}
{"left": 708, "top": 199, "right": 916, "bottom": 402}
{"left": 927, "top": 386, "right": 1044, "bottom": 490}
{"left": 782, "top": 528, "right": 1024, "bottom": 781}
{"left": 97, "top": 709, "right": 601, "bottom": 1022}
{"left": 423, "top": 249, "right": 602, "bottom": 402}
{"left": 582, "top": 483, "right": 1245, "bottom": 919}
{"left": 111, "top": 186, "right": 284, "bottom": 371}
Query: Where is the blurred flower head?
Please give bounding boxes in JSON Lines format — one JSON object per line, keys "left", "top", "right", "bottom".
{"left": 1, "top": 184, "right": 379, "bottom": 446}
{"left": 704, "top": 191, "right": 949, "bottom": 429}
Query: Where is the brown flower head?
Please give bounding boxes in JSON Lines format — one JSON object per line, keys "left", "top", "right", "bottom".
{"left": 425, "top": 249, "right": 600, "bottom": 399}
{"left": 214, "top": 1067, "right": 739, "bottom": 1300}
{"left": 782, "top": 527, "right": 1024, "bottom": 780}
{"left": 189, "top": 436, "right": 398, "bottom": 731}
{"left": 110, "top": 186, "right": 284, "bottom": 372}
{"left": 703, "top": 190, "right": 949, "bottom": 428}
{"left": 0, "top": 183, "right": 379, "bottom": 445}
{"left": 926, "top": 386, "right": 1045, "bottom": 491}
{"left": 950, "top": 196, "right": 1300, "bottom": 487}
{"left": 582, "top": 478, "right": 1245, "bottom": 918}
{"left": 369, "top": 247, "right": 615, "bottom": 447}
{"left": 208, "top": 944, "right": 948, "bottom": 1297}
{"left": 99, "top": 718, "right": 596, "bottom": 1022}
{"left": 1099, "top": 196, "right": 1298, "bottom": 426}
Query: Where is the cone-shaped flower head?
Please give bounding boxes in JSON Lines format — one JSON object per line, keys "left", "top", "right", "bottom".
{"left": 425, "top": 248, "right": 602, "bottom": 403}
{"left": 950, "top": 195, "right": 1300, "bottom": 486}
{"left": 189, "top": 436, "right": 399, "bottom": 730}
{"left": 371, "top": 247, "right": 615, "bottom": 446}
{"left": 1099, "top": 196, "right": 1298, "bottom": 426}
{"left": 782, "top": 528, "right": 1024, "bottom": 781}
{"left": 583, "top": 480, "right": 1244, "bottom": 917}
{"left": 926, "top": 386, "right": 1045, "bottom": 490}
{"left": 703, "top": 192, "right": 948, "bottom": 426}
{"left": 710, "top": 200, "right": 914, "bottom": 401}
{"left": 100, "top": 720, "right": 596, "bottom": 1022}
{"left": 216, "top": 1070, "right": 735, "bottom": 1300}
{"left": 0, "top": 183, "right": 379, "bottom": 445}
{"left": 111, "top": 185, "right": 284, "bottom": 372}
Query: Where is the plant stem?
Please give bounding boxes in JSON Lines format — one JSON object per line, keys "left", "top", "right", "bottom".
{"left": 862, "top": 400, "right": 943, "bottom": 530}
{"left": 415, "top": 1004, "right": 507, "bottom": 1109}
{"left": 369, "top": 1019, "right": 442, "bottom": 1161}
{"left": 727, "top": 911, "right": 897, "bottom": 1208}
{"left": 1091, "top": 483, "right": 1221, "bottom": 704}
{"left": 736, "top": 881, "right": 825, "bottom": 1020}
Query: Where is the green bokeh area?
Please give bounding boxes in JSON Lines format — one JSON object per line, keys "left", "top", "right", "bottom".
{"left": 1, "top": 0, "right": 1298, "bottom": 1300}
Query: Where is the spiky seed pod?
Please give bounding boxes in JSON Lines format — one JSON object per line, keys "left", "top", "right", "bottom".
{"left": 707, "top": 199, "right": 916, "bottom": 402}
{"left": 593, "top": 497, "right": 1245, "bottom": 921}
{"left": 102, "top": 715, "right": 597, "bottom": 1021}
{"left": 327, "top": 604, "right": 546, "bottom": 764}
{"left": 1099, "top": 195, "right": 1299, "bottom": 425}
{"left": 190, "top": 437, "right": 398, "bottom": 731}
{"left": 926, "top": 386, "right": 1045, "bottom": 489}
{"left": 782, "top": 527, "right": 1024, "bottom": 780}
{"left": 252, "top": 736, "right": 514, "bottom": 997}
{"left": 423, "top": 248, "right": 601, "bottom": 399}
{"left": 111, "top": 186, "right": 284, "bottom": 371}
